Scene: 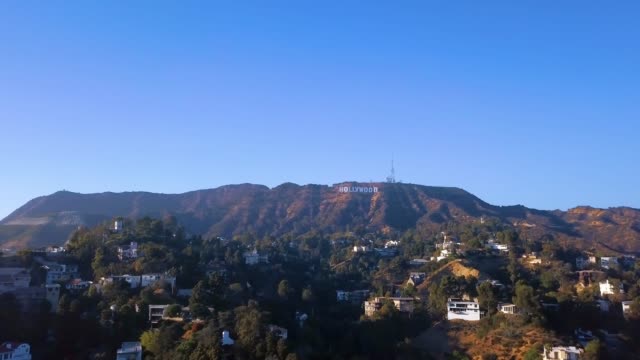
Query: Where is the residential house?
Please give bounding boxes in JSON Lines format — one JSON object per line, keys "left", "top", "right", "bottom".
{"left": 114, "top": 219, "right": 124, "bottom": 233}
{"left": 141, "top": 274, "right": 176, "bottom": 291}
{"left": 0, "top": 268, "right": 31, "bottom": 293}
{"left": 374, "top": 247, "right": 397, "bottom": 257}
{"left": 407, "top": 272, "right": 426, "bottom": 287}
{"left": 409, "top": 259, "right": 429, "bottom": 266}
{"left": 243, "top": 249, "right": 269, "bottom": 265}
{"left": 101, "top": 275, "right": 142, "bottom": 289}
{"left": 352, "top": 245, "right": 371, "bottom": 253}
{"left": 44, "top": 263, "right": 79, "bottom": 285}
{"left": 65, "top": 279, "right": 93, "bottom": 292}
{"left": 0, "top": 342, "right": 31, "bottom": 360}
{"left": 267, "top": 325, "right": 288, "bottom": 340}
{"left": 599, "top": 279, "right": 623, "bottom": 296}
{"left": 117, "top": 242, "right": 139, "bottom": 261}
{"left": 11, "top": 284, "right": 60, "bottom": 313}
{"left": 364, "top": 297, "right": 415, "bottom": 317}
{"left": 148, "top": 304, "right": 169, "bottom": 324}
{"left": 498, "top": 303, "right": 520, "bottom": 315}
{"left": 447, "top": 299, "right": 483, "bottom": 321}
{"left": 522, "top": 253, "right": 542, "bottom": 265}
{"left": 595, "top": 299, "right": 610, "bottom": 312}
{"left": 575, "top": 328, "right": 595, "bottom": 347}
{"left": 384, "top": 240, "right": 399, "bottom": 248}
{"left": 600, "top": 257, "right": 619, "bottom": 270}
{"left": 486, "top": 239, "right": 509, "bottom": 253}
{"left": 542, "top": 346, "right": 582, "bottom": 360}
{"left": 116, "top": 342, "right": 142, "bottom": 360}
{"left": 622, "top": 301, "right": 632, "bottom": 316}
{"left": 336, "top": 290, "right": 370, "bottom": 304}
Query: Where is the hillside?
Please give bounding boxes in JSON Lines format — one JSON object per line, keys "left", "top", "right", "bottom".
{"left": 1, "top": 182, "right": 640, "bottom": 252}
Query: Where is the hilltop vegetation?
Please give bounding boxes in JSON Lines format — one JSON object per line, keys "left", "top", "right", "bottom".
{"left": 3, "top": 214, "right": 640, "bottom": 359}
{"left": 2, "top": 183, "right": 640, "bottom": 255}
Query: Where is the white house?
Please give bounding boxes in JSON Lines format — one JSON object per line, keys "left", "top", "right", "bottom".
{"left": 148, "top": 304, "right": 170, "bottom": 324}
{"left": 542, "top": 346, "right": 582, "bottom": 360}
{"left": 116, "top": 341, "right": 142, "bottom": 360}
{"left": 599, "top": 279, "right": 623, "bottom": 296}
{"left": 243, "top": 249, "right": 269, "bottom": 265}
{"left": 486, "top": 240, "right": 509, "bottom": 253}
{"left": 384, "top": 240, "right": 400, "bottom": 248}
{"left": 117, "top": 242, "right": 139, "bottom": 261}
{"left": 352, "top": 245, "right": 371, "bottom": 253}
{"left": 0, "top": 342, "right": 31, "bottom": 360}
{"left": 498, "top": 303, "right": 520, "bottom": 315}
{"left": 114, "top": 219, "right": 124, "bottom": 233}
{"left": 447, "top": 299, "right": 483, "bottom": 321}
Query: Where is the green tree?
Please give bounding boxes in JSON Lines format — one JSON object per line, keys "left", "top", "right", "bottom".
{"left": 583, "top": 339, "right": 601, "bottom": 360}
{"left": 277, "top": 280, "right": 291, "bottom": 300}
{"left": 477, "top": 282, "right": 498, "bottom": 315}
{"left": 513, "top": 281, "right": 539, "bottom": 316}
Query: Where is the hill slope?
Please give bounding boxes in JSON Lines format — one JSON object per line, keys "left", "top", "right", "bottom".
{"left": 1, "top": 182, "right": 639, "bottom": 252}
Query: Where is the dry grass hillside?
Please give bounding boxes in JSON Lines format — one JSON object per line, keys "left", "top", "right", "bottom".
{"left": 414, "top": 318, "right": 557, "bottom": 360}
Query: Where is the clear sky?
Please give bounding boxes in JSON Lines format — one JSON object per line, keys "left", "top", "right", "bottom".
{"left": 1, "top": 1, "right": 639, "bottom": 219}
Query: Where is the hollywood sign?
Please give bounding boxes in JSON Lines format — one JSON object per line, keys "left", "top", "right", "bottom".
{"left": 338, "top": 186, "right": 379, "bottom": 193}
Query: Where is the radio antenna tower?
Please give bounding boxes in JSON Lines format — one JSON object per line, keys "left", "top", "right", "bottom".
{"left": 386, "top": 155, "right": 396, "bottom": 183}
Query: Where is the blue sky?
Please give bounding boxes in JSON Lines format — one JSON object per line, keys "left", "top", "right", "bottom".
{"left": 1, "top": 1, "right": 639, "bottom": 219}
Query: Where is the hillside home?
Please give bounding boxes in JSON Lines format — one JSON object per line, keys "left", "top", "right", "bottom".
{"left": 101, "top": 273, "right": 176, "bottom": 291}
{"left": 0, "top": 268, "right": 31, "bottom": 293}
{"left": 364, "top": 297, "right": 415, "bottom": 317}
{"left": 44, "top": 263, "right": 79, "bottom": 284}
{"left": 409, "top": 259, "right": 429, "bottom": 266}
{"left": 599, "top": 279, "right": 624, "bottom": 296}
{"left": 485, "top": 240, "right": 509, "bottom": 253}
{"left": 243, "top": 249, "right": 269, "bottom": 265}
{"left": 447, "top": 299, "right": 483, "bottom": 321}
{"left": 336, "top": 290, "right": 370, "bottom": 304}
{"left": 522, "top": 253, "right": 542, "bottom": 265}
{"left": 407, "top": 272, "right": 426, "bottom": 287}
{"left": 0, "top": 342, "right": 31, "bottom": 360}
{"left": 498, "top": 303, "right": 520, "bottom": 315}
{"left": 575, "top": 328, "right": 595, "bottom": 347}
{"left": 116, "top": 342, "right": 142, "bottom": 360}
{"left": 622, "top": 301, "right": 633, "bottom": 316}
{"left": 384, "top": 240, "right": 399, "bottom": 248}
{"left": 114, "top": 219, "right": 124, "bottom": 233}
{"left": 595, "top": 299, "right": 610, "bottom": 312}
{"left": 542, "top": 346, "right": 582, "bottom": 360}
{"left": 374, "top": 247, "right": 397, "bottom": 257}
{"left": 117, "top": 242, "right": 139, "bottom": 261}
{"left": 65, "top": 279, "right": 93, "bottom": 292}
{"left": 600, "top": 257, "right": 619, "bottom": 270}
{"left": 352, "top": 245, "right": 371, "bottom": 253}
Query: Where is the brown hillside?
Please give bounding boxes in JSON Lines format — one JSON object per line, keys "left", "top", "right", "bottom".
{"left": 1, "top": 182, "right": 639, "bottom": 252}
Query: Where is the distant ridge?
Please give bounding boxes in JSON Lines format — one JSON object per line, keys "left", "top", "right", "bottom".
{"left": 1, "top": 182, "right": 639, "bottom": 253}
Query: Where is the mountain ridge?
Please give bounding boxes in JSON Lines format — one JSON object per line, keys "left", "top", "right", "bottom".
{"left": 1, "top": 182, "right": 639, "bottom": 253}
